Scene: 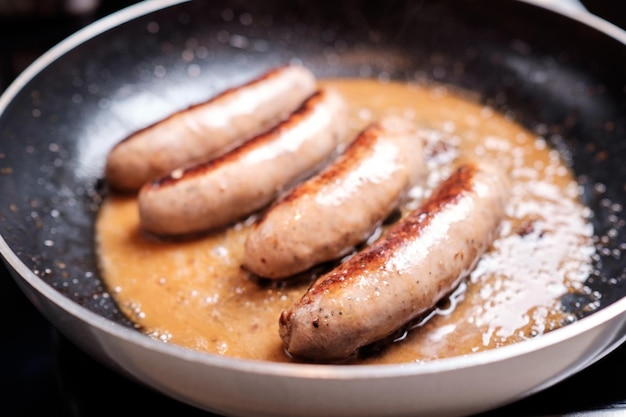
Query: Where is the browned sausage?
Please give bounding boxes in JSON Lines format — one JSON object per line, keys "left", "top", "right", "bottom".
{"left": 105, "top": 65, "right": 317, "bottom": 192}
{"left": 278, "top": 161, "right": 510, "bottom": 362}
{"left": 243, "top": 116, "right": 425, "bottom": 279}
{"left": 137, "top": 88, "right": 349, "bottom": 236}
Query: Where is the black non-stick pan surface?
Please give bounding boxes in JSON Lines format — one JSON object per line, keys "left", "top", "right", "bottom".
{"left": 0, "top": 0, "right": 625, "bottom": 416}
{"left": 1, "top": 0, "right": 624, "bottom": 325}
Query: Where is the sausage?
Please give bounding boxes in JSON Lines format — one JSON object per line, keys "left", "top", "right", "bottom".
{"left": 243, "top": 116, "right": 425, "bottom": 279}
{"left": 137, "top": 88, "right": 349, "bottom": 236}
{"left": 278, "top": 161, "right": 510, "bottom": 362}
{"left": 105, "top": 64, "right": 317, "bottom": 192}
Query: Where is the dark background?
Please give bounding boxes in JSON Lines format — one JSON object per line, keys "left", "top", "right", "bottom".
{"left": 1, "top": 1, "right": 626, "bottom": 416}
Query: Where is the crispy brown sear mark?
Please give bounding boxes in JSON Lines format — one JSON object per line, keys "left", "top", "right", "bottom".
{"left": 279, "top": 161, "right": 510, "bottom": 363}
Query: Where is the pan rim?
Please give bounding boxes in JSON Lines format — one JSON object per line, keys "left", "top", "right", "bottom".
{"left": 1, "top": 0, "right": 625, "bottom": 119}
{"left": 523, "top": 0, "right": 626, "bottom": 44}
{"left": 1, "top": 0, "right": 625, "bottom": 380}
{"left": 0, "top": 0, "right": 192, "bottom": 119}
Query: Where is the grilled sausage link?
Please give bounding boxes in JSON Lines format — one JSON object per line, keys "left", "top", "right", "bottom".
{"left": 243, "top": 116, "right": 425, "bottom": 279}
{"left": 279, "top": 161, "right": 510, "bottom": 362}
{"left": 137, "top": 88, "right": 349, "bottom": 236}
{"left": 105, "top": 65, "right": 317, "bottom": 192}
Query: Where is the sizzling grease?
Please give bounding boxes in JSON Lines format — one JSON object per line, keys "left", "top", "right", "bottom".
{"left": 95, "top": 79, "right": 595, "bottom": 364}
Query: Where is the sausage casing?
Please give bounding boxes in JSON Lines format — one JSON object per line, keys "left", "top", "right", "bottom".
{"left": 137, "top": 88, "right": 348, "bottom": 236}
{"left": 105, "top": 65, "right": 317, "bottom": 192}
{"left": 243, "top": 116, "right": 425, "bottom": 279}
{"left": 279, "top": 161, "right": 510, "bottom": 362}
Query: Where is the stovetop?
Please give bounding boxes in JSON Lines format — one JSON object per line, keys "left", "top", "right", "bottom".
{"left": 2, "top": 1, "right": 626, "bottom": 416}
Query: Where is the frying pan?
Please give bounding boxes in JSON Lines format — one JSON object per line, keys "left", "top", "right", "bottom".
{"left": 0, "top": 0, "right": 625, "bottom": 416}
